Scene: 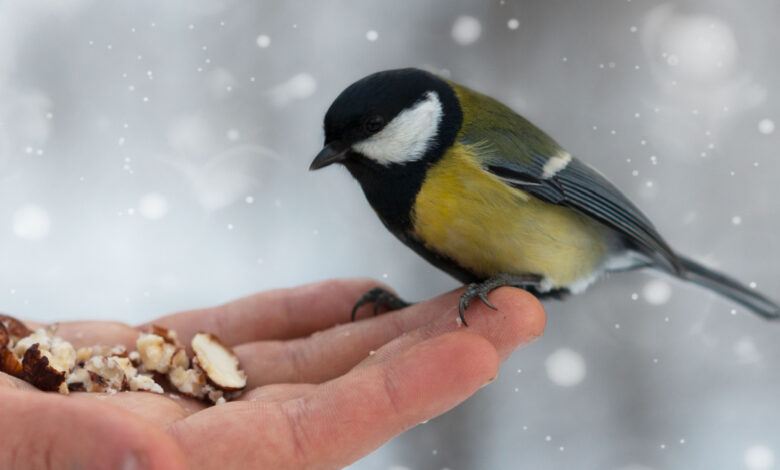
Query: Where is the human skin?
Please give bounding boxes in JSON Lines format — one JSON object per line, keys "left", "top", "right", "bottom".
{"left": 0, "top": 279, "right": 546, "bottom": 470}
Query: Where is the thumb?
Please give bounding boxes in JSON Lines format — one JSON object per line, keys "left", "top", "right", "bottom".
{"left": 0, "top": 387, "right": 187, "bottom": 470}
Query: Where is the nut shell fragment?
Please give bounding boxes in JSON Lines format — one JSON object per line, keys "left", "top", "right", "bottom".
{"left": 170, "top": 348, "right": 189, "bottom": 369}
{"left": 0, "top": 314, "right": 33, "bottom": 340}
{"left": 128, "top": 350, "right": 141, "bottom": 366}
{"left": 168, "top": 366, "right": 207, "bottom": 397}
{"left": 0, "top": 323, "right": 8, "bottom": 350}
{"left": 136, "top": 333, "right": 176, "bottom": 373}
{"left": 66, "top": 368, "right": 93, "bottom": 392}
{"left": 128, "top": 373, "right": 163, "bottom": 394}
{"left": 0, "top": 348, "right": 23, "bottom": 378}
{"left": 150, "top": 325, "right": 180, "bottom": 346}
{"left": 0, "top": 323, "right": 19, "bottom": 377}
{"left": 83, "top": 356, "right": 129, "bottom": 391}
{"left": 22, "top": 344, "right": 67, "bottom": 393}
{"left": 14, "top": 328, "right": 77, "bottom": 375}
{"left": 191, "top": 333, "right": 246, "bottom": 391}
{"left": 77, "top": 345, "right": 128, "bottom": 362}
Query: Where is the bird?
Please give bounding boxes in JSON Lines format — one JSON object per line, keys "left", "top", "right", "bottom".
{"left": 309, "top": 67, "right": 779, "bottom": 325}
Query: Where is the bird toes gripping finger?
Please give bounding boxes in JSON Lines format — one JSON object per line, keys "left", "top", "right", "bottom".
{"left": 457, "top": 273, "right": 544, "bottom": 326}
{"left": 351, "top": 287, "right": 412, "bottom": 321}
{"left": 458, "top": 284, "right": 495, "bottom": 327}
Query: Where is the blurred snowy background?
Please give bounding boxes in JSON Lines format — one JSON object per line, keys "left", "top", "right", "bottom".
{"left": 1, "top": 0, "right": 779, "bottom": 468}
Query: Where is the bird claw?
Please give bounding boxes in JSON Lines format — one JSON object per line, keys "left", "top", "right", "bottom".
{"left": 479, "top": 293, "right": 497, "bottom": 310}
{"left": 351, "top": 287, "right": 411, "bottom": 321}
{"left": 457, "top": 274, "right": 542, "bottom": 326}
{"left": 457, "top": 283, "right": 495, "bottom": 326}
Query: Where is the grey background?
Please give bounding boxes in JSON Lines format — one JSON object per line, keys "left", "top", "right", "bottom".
{"left": 1, "top": 0, "right": 778, "bottom": 469}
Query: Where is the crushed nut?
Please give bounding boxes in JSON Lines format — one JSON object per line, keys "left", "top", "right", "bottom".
{"left": 0, "top": 315, "right": 245, "bottom": 405}
{"left": 191, "top": 333, "right": 247, "bottom": 391}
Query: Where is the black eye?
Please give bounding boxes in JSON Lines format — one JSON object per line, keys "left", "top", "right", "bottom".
{"left": 365, "top": 115, "right": 385, "bottom": 133}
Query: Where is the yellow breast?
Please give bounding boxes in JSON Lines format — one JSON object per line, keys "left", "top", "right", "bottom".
{"left": 411, "top": 142, "right": 610, "bottom": 288}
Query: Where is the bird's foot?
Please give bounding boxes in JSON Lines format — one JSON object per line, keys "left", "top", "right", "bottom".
{"left": 351, "top": 287, "right": 412, "bottom": 321}
{"left": 458, "top": 273, "right": 543, "bottom": 326}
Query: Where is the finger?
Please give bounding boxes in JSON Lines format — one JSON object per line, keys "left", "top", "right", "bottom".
{"left": 18, "top": 320, "right": 43, "bottom": 330}
{"left": 53, "top": 321, "right": 139, "bottom": 349}
{"left": 236, "top": 287, "right": 545, "bottom": 387}
{"left": 0, "top": 372, "right": 37, "bottom": 391}
{"left": 239, "top": 383, "right": 317, "bottom": 403}
{"left": 142, "top": 278, "right": 389, "bottom": 346}
{"left": 6, "top": 316, "right": 138, "bottom": 350}
{"left": 69, "top": 390, "right": 205, "bottom": 427}
{"left": 308, "top": 332, "right": 499, "bottom": 467}
{"left": 357, "top": 287, "right": 545, "bottom": 367}
{"left": 169, "top": 331, "right": 498, "bottom": 470}
{"left": 0, "top": 388, "right": 187, "bottom": 470}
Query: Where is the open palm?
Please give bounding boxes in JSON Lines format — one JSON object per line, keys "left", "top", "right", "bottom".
{"left": 0, "top": 279, "right": 545, "bottom": 470}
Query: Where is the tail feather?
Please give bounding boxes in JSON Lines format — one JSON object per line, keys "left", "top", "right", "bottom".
{"left": 677, "top": 255, "right": 780, "bottom": 320}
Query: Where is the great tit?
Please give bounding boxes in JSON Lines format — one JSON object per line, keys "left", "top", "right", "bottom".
{"left": 310, "top": 68, "right": 779, "bottom": 324}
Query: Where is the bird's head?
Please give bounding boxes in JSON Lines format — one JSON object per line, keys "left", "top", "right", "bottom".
{"left": 310, "top": 68, "right": 462, "bottom": 172}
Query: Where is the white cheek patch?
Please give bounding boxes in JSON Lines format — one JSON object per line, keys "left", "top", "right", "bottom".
{"left": 352, "top": 91, "right": 443, "bottom": 165}
{"left": 542, "top": 150, "right": 572, "bottom": 178}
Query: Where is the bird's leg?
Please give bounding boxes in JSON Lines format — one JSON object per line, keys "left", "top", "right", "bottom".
{"left": 351, "top": 287, "right": 412, "bottom": 321}
{"left": 459, "top": 273, "right": 543, "bottom": 326}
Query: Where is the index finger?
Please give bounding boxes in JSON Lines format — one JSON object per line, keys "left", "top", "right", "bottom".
{"left": 141, "top": 278, "right": 388, "bottom": 346}
{"left": 168, "top": 330, "right": 500, "bottom": 470}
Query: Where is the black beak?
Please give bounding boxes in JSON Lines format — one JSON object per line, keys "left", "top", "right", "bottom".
{"left": 309, "top": 142, "right": 348, "bottom": 170}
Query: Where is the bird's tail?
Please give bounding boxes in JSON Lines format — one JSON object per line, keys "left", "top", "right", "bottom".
{"left": 677, "top": 255, "right": 779, "bottom": 320}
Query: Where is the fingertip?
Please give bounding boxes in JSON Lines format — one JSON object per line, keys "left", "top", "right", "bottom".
{"left": 489, "top": 287, "right": 547, "bottom": 339}
{"left": 67, "top": 398, "right": 189, "bottom": 470}
{"left": 0, "top": 389, "right": 188, "bottom": 470}
{"left": 455, "top": 286, "right": 546, "bottom": 361}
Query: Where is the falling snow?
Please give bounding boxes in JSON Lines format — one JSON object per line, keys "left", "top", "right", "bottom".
{"left": 139, "top": 193, "right": 169, "bottom": 220}
{"left": 269, "top": 73, "right": 318, "bottom": 107}
{"left": 451, "top": 16, "right": 482, "bottom": 45}
{"left": 650, "top": 10, "right": 738, "bottom": 82}
{"left": 733, "top": 337, "right": 761, "bottom": 364}
{"left": 745, "top": 445, "right": 775, "bottom": 470}
{"left": 256, "top": 34, "right": 271, "bottom": 48}
{"left": 545, "top": 348, "right": 586, "bottom": 387}
{"left": 643, "top": 279, "right": 672, "bottom": 305}
{"left": 12, "top": 204, "right": 51, "bottom": 240}
{"left": 758, "top": 119, "right": 775, "bottom": 135}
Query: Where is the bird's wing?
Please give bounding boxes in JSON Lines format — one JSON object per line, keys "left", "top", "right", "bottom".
{"left": 483, "top": 153, "right": 683, "bottom": 274}
{"left": 452, "top": 85, "right": 683, "bottom": 274}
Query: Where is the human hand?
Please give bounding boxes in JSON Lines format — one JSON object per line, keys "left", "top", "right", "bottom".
{"left": 0, "top": 279, "right": 545, "bottom": 470}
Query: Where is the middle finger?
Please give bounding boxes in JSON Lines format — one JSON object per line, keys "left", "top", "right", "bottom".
{"left": 235, "top": 287, "right": 544, "bottom": 388}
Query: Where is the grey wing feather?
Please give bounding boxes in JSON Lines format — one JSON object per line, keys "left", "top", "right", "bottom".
{"left": 486, "top": 156, "right": 685, "bottom": 275}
